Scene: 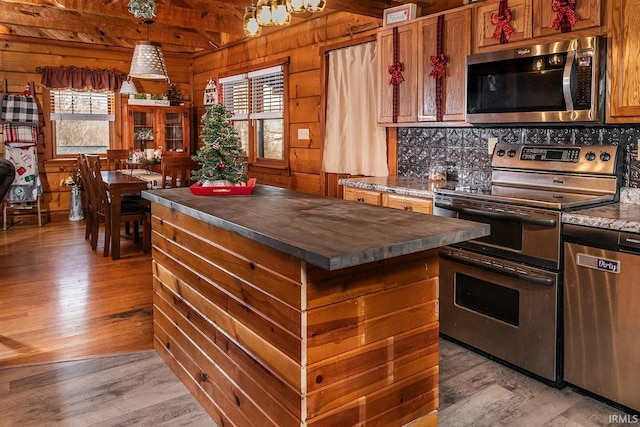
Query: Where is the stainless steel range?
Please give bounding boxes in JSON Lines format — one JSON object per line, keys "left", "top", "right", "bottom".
{"left": 434, "top": 143, "right": 623, "bottom": 385}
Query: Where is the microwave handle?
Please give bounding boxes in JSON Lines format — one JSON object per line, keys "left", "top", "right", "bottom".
{"left": 563, "top": 50, "right": 576, "bottom": 111}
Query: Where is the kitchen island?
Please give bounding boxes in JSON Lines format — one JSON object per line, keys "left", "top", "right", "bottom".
{"left": 142, "top": 184, "right": 489, "bottom": 427}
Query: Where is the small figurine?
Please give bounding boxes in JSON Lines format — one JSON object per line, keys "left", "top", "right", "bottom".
{"left": 24, "top": 82, "right": 31, "bottom": 97}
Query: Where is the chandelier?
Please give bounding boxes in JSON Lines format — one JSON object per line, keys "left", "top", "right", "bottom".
{"left": 244, "top": 0, "right": 326, "bottom": 37}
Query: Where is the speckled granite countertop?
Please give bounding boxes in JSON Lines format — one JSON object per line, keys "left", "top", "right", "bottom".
{"left": 339, "top": 176, "right": 453, "bottom": 198}
{"left": 562, "top": 188, "right": 640, "bottom": 233}
{"left": 341, "top": 177, "right": 640, "bottom": 234}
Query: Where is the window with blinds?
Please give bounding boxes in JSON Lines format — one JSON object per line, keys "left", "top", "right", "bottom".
{"left": 49, "top": 89, "right": 115, "bottom": 156}
{"left": 249, "top": 66, "right": 284, "bottom": 120}
{"left": 220, "top": 65, "right": 286, "bottom": 163}
{"left": 220, "top": 75, "right": 249, "bottom": 120}
{"left": 50, "top": 90, "right": 115, "bottom": 121}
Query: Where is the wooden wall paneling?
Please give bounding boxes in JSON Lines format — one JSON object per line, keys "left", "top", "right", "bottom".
{"left": 289, "top": 147, "right": 322, "bottom": 174}
{"left": 289, "top": 123, "right": 322, "bottom": 150}
{"left": 290, "top": 96, "right": 322, "bottom": 124}
{"left": 153, "top": 309, "right": 259, "bottom": 426}
{"left": 289, "top": 69, "right": 321, "bottom": 98}
{"left": 152, "top": 267, "right": 303, "bottom": 419}
{"left": 1, "top": 39, "right": 193, "bottom": 220}
{"left": 151, "top": 201, "right": 440, "bottom": 426}
{"left": 291, "top": 172, "right": 322, "bottom": 195}
{"left": 154, "top": 283, "right": 299, "bottom": 427}
{"left": 190, "top": 12, "right": 381, "bottom": 194}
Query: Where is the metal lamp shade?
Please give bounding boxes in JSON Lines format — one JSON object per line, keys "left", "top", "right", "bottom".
{"left": 129, "top": 41, "right": 168, "bottom": 80}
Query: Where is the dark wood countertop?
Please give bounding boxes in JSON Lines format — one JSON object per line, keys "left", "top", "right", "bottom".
{"left": 142, "top": 184, "right": 489, "bottom": 270}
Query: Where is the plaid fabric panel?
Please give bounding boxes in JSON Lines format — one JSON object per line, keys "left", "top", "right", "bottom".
{"left": 1, "top": 95, "right": 39, "bottom": 125}
{"left": 2, "top": 124, "right": 38, "bottom": 145}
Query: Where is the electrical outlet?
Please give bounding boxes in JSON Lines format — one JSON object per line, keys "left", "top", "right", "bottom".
{"left": 297, "top": 128, "right": 310, "bottom": 140}
{"left": 488, "top": 137, "right": 498, "bottom": 155}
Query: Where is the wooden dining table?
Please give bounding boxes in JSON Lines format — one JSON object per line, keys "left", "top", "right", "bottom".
{"left": 100, "top": 170, "right": 150, "bottom": 260}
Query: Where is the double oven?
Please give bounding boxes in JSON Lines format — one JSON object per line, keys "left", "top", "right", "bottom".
{"left": 434, "top": 143, "right": 622, "bottom": 385}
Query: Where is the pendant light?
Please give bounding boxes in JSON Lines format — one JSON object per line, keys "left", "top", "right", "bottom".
{"left": 243, "top": 6, "right": 262, "bottom": 37}
{"left": 256, "top": 0, "right": 272, "bottom": 26}
{"left": 305, "top": 0, "right": 325, "bottom": 13}
{"left": 120, "top": 79, "right": 138, "bottom": 95}
{"left": 289, "top": 0, "right": 306, "bottom": 14}
{"left": 271, "top": 0, "right": 292, "bottom": 26}
{"left": 128, "top": 20, "right": 169, "bottom": 81}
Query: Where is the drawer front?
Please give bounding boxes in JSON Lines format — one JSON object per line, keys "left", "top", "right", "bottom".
{"left": 343, "top": 187, "right": 382, "bottom": 205}
{"left": 383, "top": 194, "right": 433, "bottom": 214}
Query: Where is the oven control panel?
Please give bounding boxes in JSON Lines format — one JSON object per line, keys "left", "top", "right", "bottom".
{"left": 491, "top": 143, "right": 620, "bottom": 175}
{"left": 519, "top": 147, "right": 580, "bottom": 162}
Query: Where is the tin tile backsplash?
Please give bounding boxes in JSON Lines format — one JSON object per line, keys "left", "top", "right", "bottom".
{"left": 397, "top": 126, "right": 640, "bottom": 187}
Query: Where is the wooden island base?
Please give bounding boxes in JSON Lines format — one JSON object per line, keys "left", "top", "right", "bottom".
{"left": 150, "top": 203, "right": 440, "bottom": 426}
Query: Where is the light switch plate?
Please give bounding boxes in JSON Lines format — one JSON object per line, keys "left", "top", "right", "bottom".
{"left": 298, "top": 128, "right": 310, "bottom": 140}
{"left": 488, "top": 137, "right": 498, "bottom": 155}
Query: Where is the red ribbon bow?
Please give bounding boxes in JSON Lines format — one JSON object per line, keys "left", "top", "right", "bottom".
{"left": 491, "top": 8, "right": 514, "bottom": 43}
{"left": 429, "top": 54, "right": 446, "bottom": 79}
{"left": 388, "top": 62, "right": 405, "bottom": 86}
{"left": 550, "top": 0, "right": 580, "bottom": 33}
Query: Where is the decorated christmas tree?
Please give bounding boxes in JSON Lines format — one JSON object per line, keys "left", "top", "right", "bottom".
{"left": 192, "top": 104, "right": 248, "bottom": 185}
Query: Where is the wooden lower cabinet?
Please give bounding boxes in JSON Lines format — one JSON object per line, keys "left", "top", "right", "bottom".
{"left": 344, "top": 186, "right": 433, "bottom": 215}
{"left": 343, "top": 186, "right": 383, "bottom": 205}
{"left": 150, "top": 202, "right": 440, "bottom": 426}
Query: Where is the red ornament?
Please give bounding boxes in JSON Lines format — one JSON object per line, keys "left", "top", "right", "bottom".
{"left": 219, "top": 163, "right": 226, "bottom": 169}
{"left": 550, "top": 0, "right": 580, "bottom": 33}
{"left": 491, "top": 0, "right": 514, "bottom": 44}
{"left": 429, "top": 54, "right": 446, "bottom": 79}
{"left": 388, "top": 62, "right": 405, "bottom": 86}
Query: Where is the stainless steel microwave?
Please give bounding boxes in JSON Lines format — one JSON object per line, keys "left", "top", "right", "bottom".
{"left": 465, "top": 36, "right": 606, "bottom": 124}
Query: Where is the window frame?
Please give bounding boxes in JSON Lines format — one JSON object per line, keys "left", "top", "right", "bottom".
{"left": 219, "top": 60, "right": 289, "bottom": 172}
{"left": 43, "top": 87, "right": 121, "bottom": 160}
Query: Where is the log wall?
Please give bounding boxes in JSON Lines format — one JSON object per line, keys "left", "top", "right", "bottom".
{"left": 1, "top": 10, "right": 381, "bottom": 221}
{"left": 192, "top": 12, "right": 381, "bottom": 196}
{"left": 150, "top": 201, "right": 440, "bottom": 426}
{"left": 0, "top": 39, "right": 192, "bottom": 222}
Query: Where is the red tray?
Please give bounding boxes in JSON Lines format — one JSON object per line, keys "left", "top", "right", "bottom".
{"left": 189, "top": 178, "right": 256, "bottom": 195}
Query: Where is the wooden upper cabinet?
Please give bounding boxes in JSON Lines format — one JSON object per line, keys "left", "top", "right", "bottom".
{"left": 474, "top": 0, "right": 533, "bottom": 51}
{"left": 377, "top": 23, "right": 418, "bottom": 124}
{"left": 607, "top": 1, "right": 640, "bottom": 122}
{"left": 533, "top": 0, "right": 601, "bottom": 38}
{"left": 417, "top": 8, "right": 471, "bottom": 122}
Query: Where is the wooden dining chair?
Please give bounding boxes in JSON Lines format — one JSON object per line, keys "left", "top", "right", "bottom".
{"left": 105, "top": 149, "right": 130, "bottom": 171}
{"left": 85, "top": 155, "right": 150, "bottom": 256}
{"left": 160, "top": 156, "right": 200, "bottom": 188}
{"left": 77, "top": 154, "right": 98, "bottom": 243}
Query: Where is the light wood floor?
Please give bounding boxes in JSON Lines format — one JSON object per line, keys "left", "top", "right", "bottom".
{"left": 0, "top": 222, "right": 632, "bottom": 426}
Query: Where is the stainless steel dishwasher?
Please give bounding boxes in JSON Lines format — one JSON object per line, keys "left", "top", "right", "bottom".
{"left": 563, "top": 223, "right": 640, "bottom": 413}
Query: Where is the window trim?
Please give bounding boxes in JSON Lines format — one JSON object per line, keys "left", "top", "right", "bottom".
{"left": 219, "top": 59, "right": 289, "bottom": 172}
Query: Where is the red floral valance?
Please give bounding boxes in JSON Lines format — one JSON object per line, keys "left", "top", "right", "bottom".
{"left": 38, "top": 66, "right": 125, "bottom": 92}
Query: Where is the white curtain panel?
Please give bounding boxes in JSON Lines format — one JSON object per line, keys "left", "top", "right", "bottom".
{"left": 324, "top": 42, "right": 388, "bottom": 176}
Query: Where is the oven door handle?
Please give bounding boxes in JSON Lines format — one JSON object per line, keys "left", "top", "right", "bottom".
{"left": 440, "top": 253, "right": 555, "bottom": 287}
{"left": 454, "top": 207, "right": 557, "bottom": 227}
